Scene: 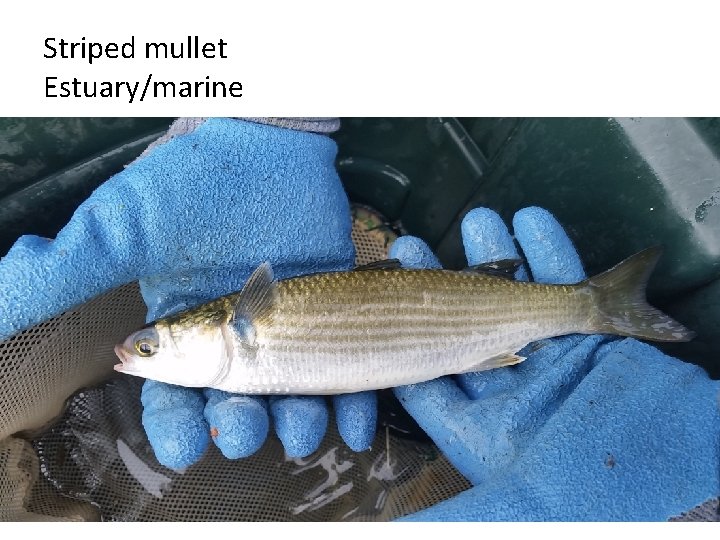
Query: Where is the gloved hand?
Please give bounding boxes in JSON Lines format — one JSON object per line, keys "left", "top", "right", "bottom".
{"left": 0, "top": 117, "right": 377, "bottom": 469}
{"left": 390, "top": 206, "right": 720, "bottom": 521}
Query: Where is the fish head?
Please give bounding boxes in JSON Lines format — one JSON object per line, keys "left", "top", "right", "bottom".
{"left": 114, "top": 319, "right": 229, "bottom": 387}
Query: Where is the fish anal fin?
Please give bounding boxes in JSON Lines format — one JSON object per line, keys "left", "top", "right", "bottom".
{"left": 458, "top": 351, "right": 527, "bottom": 373}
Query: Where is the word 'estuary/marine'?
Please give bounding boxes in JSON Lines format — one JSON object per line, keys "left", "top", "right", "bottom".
{"left": 45, "top": 75, "right": 243, "bottom": 102}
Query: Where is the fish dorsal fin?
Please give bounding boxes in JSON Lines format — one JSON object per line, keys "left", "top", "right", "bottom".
{"left": 463, "top": 259, "right": 523, "bottom": 279}
{"left": 231, "top": 262, "right": 277, "bottom": 345}
{"left": 354, "top": 259, "right": 403, "bottom": 271}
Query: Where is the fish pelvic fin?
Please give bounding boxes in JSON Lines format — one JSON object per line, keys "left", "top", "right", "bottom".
{"left": 584, "top": 247, "right": 695, "bottom": 342}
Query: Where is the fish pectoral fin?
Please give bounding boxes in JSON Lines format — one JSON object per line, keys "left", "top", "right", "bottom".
{"left": 354, "top": 259, "right": 403, "bottom": 271}
{"left": 229, "top": 316, "right": 258, "bottom": 348}
{"left": 232, "top": 262, "right": 277, "bottom": 332}
{"left": 463, "top": 259, "right": 523, "bottom": 279}
{"left": 458, "top": 351, "right": 527, "bottom": 373}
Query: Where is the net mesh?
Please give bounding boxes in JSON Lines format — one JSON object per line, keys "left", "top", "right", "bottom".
{"left": 29, "top": 377, "right": 468, "bottom": 521}
{"left": 0, "top": 204, "right": 472, "bottom": 521}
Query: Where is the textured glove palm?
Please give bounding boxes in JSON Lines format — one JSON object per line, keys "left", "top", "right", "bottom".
{"left": 0, "top": 118, "right": 377, "bottom": 468}
{"left": 390, "top": 207, "right": 720, "bottom": 521}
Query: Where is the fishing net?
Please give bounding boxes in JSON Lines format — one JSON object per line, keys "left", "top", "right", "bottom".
{"left": 0, "top": 204, "right": 473, "bottom": 522}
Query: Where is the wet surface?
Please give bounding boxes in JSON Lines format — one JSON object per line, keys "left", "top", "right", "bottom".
{"left": 30, "top": 376, "right": 469, "bottom": 521}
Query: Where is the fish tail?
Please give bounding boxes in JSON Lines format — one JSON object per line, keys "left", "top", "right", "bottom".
{"left": 583, "top": 247, "right": 695, "bottom": 342}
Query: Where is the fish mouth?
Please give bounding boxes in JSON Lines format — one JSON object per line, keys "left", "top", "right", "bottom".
{"left": 113, "top": 344, "right": 136, "bottom": 373}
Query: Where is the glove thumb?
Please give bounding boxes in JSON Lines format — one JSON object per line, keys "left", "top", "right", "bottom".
{"left": 0, "top": 183, "right": 140, "bottom": 340}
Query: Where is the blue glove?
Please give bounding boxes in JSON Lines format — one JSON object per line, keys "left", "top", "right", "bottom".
{"left": 390, "top": 207, "right": 720, "bottom": 521}
{"left": 0, "top": 118, "right": 377, "bottom": 468}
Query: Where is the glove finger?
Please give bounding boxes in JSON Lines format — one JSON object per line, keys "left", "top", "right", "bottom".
{"left": 203, "top": 389, "right": 270, "bottom": 459}
{"left": 455, "top": 208, "right": 594, "bottom": 409}
{"left": 454, "top": 208, "right": 531, "bottom": 398}
{"left": 140, "top": 380, "right": 210, "bottom": 469}
{"left": 495, "top": 207, "right": 599, "bottom": 411}
{"left": 461, "top": 207, "right": 529, "bottom": 281}
{"left": 510, "top": 206, "right": 590, "bottom": 371}
{"left": 394, "top": 379, "right": 482, "bottom": 482}
{"left": 390, "top": 233, "right": 485, "bottom": 479}
{"left": 389, "top": 233, "right": 469, "bottom": 404}
{"left": 388, "top": 236, "right": 442, "bottom": 269}
{"left": 512, "top": 207, "right": 586, "bottom": 284}
{"left": 0, "top": 158, "right": 186, "bottom": 340}
{"left": 269, "top": 395, "right": 329, "bottom": 458}
{"left": 332, "top": 391, "right": 377, "bottom": 452}
{"left": 0, "top": 196, "right": 137, "bottom": 340}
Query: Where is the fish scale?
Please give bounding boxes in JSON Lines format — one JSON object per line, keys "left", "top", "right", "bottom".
{"left": 215, "top": 270, "right": 590, "bottom": 394}
{"left": 114, "top": 248, "right": 695, "bottom": 394}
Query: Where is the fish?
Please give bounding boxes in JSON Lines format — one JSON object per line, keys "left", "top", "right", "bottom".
{"left": 113, "top": 247, "right": 694, "bottom": 394}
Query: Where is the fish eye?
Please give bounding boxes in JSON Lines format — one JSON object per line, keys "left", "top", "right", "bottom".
{"left": 132, "top": 328, "right": 159, "bottom": 357}
{"left": 136, "top": 340, "right": 156, "bottom": 356}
